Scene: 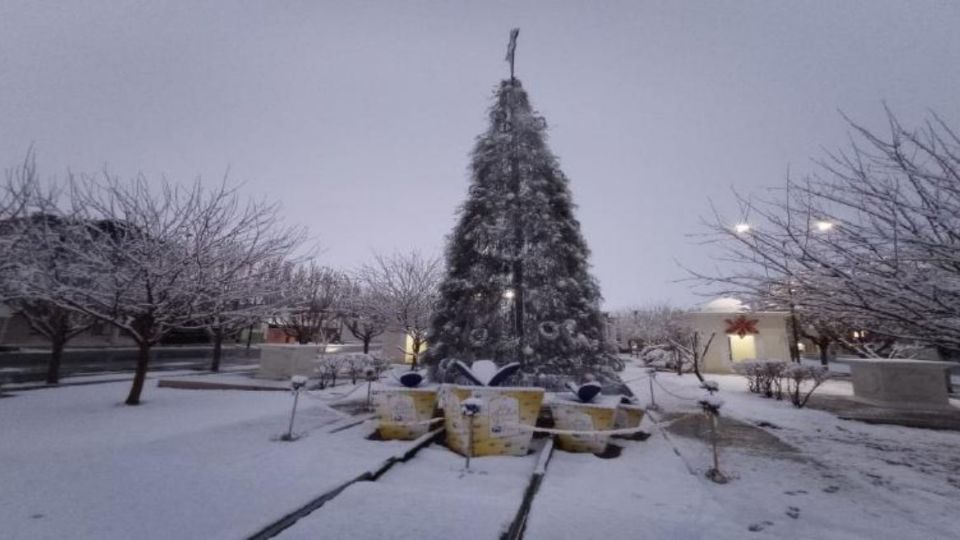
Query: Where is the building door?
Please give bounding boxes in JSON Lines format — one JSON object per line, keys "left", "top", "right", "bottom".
{"left": 728, "top": 335, "right": 757, "bottom": 362}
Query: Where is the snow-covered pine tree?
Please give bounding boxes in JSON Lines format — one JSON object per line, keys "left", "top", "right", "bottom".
{"left": 426, "top": 77, "right": 615, "bottom": 387}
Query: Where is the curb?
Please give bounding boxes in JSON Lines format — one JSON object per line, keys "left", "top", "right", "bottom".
{"left": 502, "top": 437, "right": 555, "bottom": 540}
{"left": 246, "top": 427, "right": 444, "bottom": 540}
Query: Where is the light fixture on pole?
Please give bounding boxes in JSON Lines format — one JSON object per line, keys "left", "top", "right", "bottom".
{"left": 734, "top": 223, "right": 751, "bottom": 234}
{"left": 814, "top": 220, "right": 834, "bottom": 232}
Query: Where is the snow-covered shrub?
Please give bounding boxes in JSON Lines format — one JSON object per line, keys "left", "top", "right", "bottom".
{"left": 700, "top": 379, "right": 720, "bottom": 394}
{"left": 734, "top": 360, "right": 786, "bottom": 399}
{"left": 783, "top": 364, "right": 830, "bottom": 408}
{"left": 290, "top": 375, "right": 308, "bottom": 390}
{"left": 315, "top": 354, "right": 347, "bottom": 389}
{"left": 640, "top": 344, "right": 689, "bottom": 372}
{"left": 698, "top": 394, "right": 724, "bottom": 415}
{"left": 364, "top": 354, "right": 390, "bottom": 378}
{"left": 318, "top": 353, "right": 388, "bottom": 387}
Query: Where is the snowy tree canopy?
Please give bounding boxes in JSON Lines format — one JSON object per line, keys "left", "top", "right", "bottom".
{"left": 692, "top": 110, "right": 960, "bottom": 357}
{"left": 426, "top": 79, "right": 614, "bottom": 385}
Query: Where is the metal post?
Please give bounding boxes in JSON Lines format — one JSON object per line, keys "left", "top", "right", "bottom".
{"left": 710, "top": 414, "right": 720, "bottom": 472}
{"left": 647, "top": 374, "right": 658, "bottom": 410}
{"left": 285, "top": 391, "right": 300, "bottom": 441}
{"left": 465, "top": 415, "right": 474, "bottom": 471}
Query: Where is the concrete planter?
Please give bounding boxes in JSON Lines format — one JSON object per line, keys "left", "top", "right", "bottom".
{"left": 441, "top": 385, "right": 544, "bottom": 457}
{"left": 614, "top": 401, "right": 645, "bottom": 431}
{"left": 256, "top": 344, "right": 323, "bottom": 380}
{"left": 845, "top": 358, "right": 956, "bottom": 410}
{"left": 550, "top": 395, "right": 619, "bottom": 453}
{"left": 372, "top": 387, "right": 439, "bottom": 440}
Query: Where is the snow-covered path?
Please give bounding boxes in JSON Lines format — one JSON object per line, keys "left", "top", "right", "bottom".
{"left": 280, "top": 445, "right": 539, "bottom": 540}
{"left": 524, "top": 433, "right": 745, "bottom": 539}
{"left": 607, "top": 362, "right": 960, "bottom": 539}
{"left": 0, "top": 382, "right": 407, "bottom": 540}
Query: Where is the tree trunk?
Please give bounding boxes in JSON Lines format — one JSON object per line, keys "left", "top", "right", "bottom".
{"left": 362, "top": 336, "right": 370, "bottom": 354}
{"left": 125, "top": 342, "right": 151, "bottom": 405}
{"left": 45, "top": 336, "right": 66, "bottom": 385}
{"left": 818, "top": 339, "right": 830, "bottom": 366}
{"left": 411, "top": 339, "right": 421, "bottom": 370}
{"left": 210, "top": 331, "right": 223, "bottom": 372}
{"left": 788, "top": 307, "right": 801, "bottom": 363}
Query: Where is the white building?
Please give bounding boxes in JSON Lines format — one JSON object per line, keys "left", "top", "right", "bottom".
{"left": 684, "top": 297, "right": 792, "bottom": 374}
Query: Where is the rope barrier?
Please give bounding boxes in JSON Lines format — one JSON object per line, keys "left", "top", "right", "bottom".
{"left": 620, "top": 373, "right": 650, "bottom": 384}
{"left": 303, "top": 382, "right": 367, "bottom": 402}
{"left": 371, "top": 415, "right": 645, "bottom": 437}
{"left": 651, "top": 377, "right": 704, "bottom": 402}
{"left": 511, "top": 424, "right": 648, "bottom": 437}
{"left": 379, "top": 417, "right": 446, "bottom": 427}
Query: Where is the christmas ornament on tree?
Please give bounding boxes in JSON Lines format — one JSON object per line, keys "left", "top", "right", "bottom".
{"left": 426, "top": 29, "right": 617, "bottom": 388}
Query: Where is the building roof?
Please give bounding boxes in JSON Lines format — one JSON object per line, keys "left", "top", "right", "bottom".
{"left": 699, "top": 297, "right": 747, "bottom": 313}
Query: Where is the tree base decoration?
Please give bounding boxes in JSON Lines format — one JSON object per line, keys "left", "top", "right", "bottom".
{"left": 441, "top": 385, "right": 544, "bottom": 457}
{"left": 549, "top": 393, "right": 620, "bottom": 453}
{"left": 372, "top": 370, "right": 438, "bottom": 440}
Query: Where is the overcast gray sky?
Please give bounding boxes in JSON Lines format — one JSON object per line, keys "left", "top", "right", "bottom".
{"left": 2, "top": 1, "right": 958, "bottom": 309}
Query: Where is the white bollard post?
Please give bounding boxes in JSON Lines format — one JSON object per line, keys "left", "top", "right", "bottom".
{"left": 461, "top": 397, "right": 482, "bottom": 471}
{"left": 646, "top": 368, "right": 659, "bottom": 411}
{"left": 284, "top": 375, "right": 308, "bottom": 441}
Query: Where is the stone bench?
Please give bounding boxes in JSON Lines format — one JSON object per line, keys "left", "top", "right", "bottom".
{"left": 845, "top": 358, "right": 956, "bottom": 410}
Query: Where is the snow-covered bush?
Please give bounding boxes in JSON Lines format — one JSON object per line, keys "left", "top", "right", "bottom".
{"left": 315, "top": 354, "right": 347, "bottom": 389}
{"left": 317, "top": 353, "right": 388, "bottom": 387}
{"left": 700, "top": 379, "right": 720, "bottom": 394}
{"left": 290, "top": 375, "right": 308, "bottom": 390}
{"left": 734, "top": 360, "right": 786, "bottom": 399}
{"left": 640, "top": 344, "right": 689, "bottom": 372}
{"left": 364, "top": 355, "right": 390, "bottom": 378}
{"left": 698, "top": 394, "right": 724, "bottom": 416}
{"left": 783, "top": 364, "right": 830, "bottom": 408}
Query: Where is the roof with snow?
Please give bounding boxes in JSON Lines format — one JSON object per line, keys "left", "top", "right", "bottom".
{"left": 699, "top": 297, "right": 747, "bottom": 313}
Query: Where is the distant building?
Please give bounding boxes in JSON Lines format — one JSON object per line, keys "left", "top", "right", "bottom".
{"left": 684, "top": 297, "right": 792, "bottom": 373}
{"left": 380, "top": 329, "right": 425, "bottom": 364}
{"left": 0, "top": 311, "right": 136, "bottom": 349}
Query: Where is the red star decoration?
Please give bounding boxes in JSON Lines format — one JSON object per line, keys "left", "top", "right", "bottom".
{"left": 725, "top": 315, "right": 759, "bottom": 337}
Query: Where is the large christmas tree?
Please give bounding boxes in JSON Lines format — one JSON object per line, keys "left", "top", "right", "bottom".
{"left": 426, "top": 33, "right": 615, "bottom": 387}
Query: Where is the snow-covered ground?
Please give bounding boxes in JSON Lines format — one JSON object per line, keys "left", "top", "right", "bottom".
{"left": 0, "top": 380, "right": 406, "bottom": 539}
{"left": 280, "top": 445, "right": 539, "bottom": 539}
{"left": 3, "top": 363, "right": 959, "bottom": 540}
{"left": 529, "top": 360, "right": 959, "bottom": 539}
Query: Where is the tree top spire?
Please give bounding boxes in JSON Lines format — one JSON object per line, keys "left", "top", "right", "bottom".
{"left": 505, "top": 28, "right": 519, "bottom": 81}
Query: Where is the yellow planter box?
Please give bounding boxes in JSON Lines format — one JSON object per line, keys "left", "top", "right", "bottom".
{"left": 550, "top": 396, "right": 619, "bottom": 453}
{"left": 440, "top": 385, "right": 544, "bottom": 457}
{"left": 614, "top": 402, "right": 645, "bottom": 430}
{"left": 372, "top": 387, "right": 438, "bottom": 440}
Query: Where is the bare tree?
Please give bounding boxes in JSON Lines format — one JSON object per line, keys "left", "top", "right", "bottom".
{"left": 361, "top": 252, "right": 441, "bottom": 369}
{"left": 341, "top": 277, "right": 388, "bottom": 354}
{"left": 273, "top": 262, "right": 349, "bottom": 346}
{"left": 691, "top": 109, "right": 960, "bottom": 358}
{"left": 0, "top": 154, "right": 96, "bottom": 384}
{"left": 610, "top": 304, "right": 688, "bottom": 351}
{"left": 194, "top": 213, "right": 306, "bottom": 371}
{"left": 21, "top": 174, "right": 299, "bottom": 405}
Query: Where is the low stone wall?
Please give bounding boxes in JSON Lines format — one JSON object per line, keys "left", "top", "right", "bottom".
{"left": 847, "top": 358, "right": 955, "bottom": 410}
{"left": 256, "top": 344, "right": 323, "bottom": 380}
{"left": 0, "top": 345, "right": 260, "bottom": 382}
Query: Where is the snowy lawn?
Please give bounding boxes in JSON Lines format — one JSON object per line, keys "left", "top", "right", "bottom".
{"left": 280, "top": 445, "right": 540, "bottom": 540}
{"left": 0, "top": 380, "right": 407, "bottom": 539}
{"left": 4, "top": 365, "right": 960, "bottom": 540}
{"left": 546, "top": 361, "right": 960, "bottom": 539}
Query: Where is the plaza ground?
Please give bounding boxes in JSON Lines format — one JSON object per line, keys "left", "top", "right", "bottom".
{"left": 1, "top": 359, "right": 958, "bottom": 539}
